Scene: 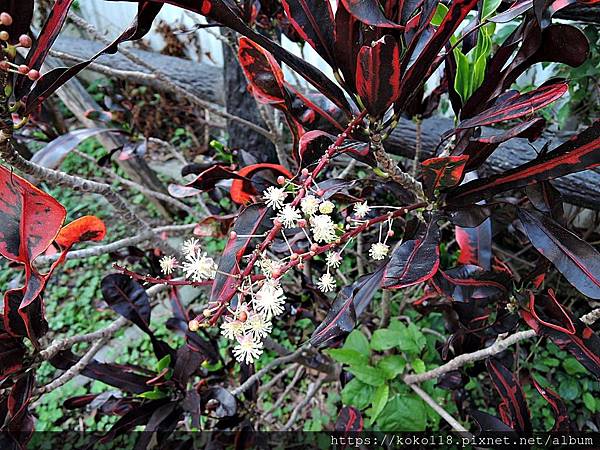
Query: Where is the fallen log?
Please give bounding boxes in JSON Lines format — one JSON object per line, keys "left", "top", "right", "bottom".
{"left": 52, "top": 36, "right": 600, "bottom": 210}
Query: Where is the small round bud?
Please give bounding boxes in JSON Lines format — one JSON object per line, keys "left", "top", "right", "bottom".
{"left": 27, "top": 69, "right": 40, "bottom": 81}
{"left": 309, "top": 251, "right": 316, "bottom": 256}
{"left": 345, "top": 224, "right": 351, "bottom": 230}
{"left": 316, "top": 189, "right": 325, "bottom": 197}
{"left": 18, "top": 34, "right": 32, "bottom": 48}
{"left": 238, "top": 311, "right": 248, "bottom": 322}
{"left": 202, "top": 309, "right": 212, "bottom": 317}
{"left": 0, "top": 12, "right": 13, "bottom": 26}
{"left": 229, "top": 231, "right": 238, "bottom": 240}
{"left": 297, "top": 219, "right": 307, "bottom": 228}
{"left": 298, "top": 263, "right": 305, "bottom": 270}
{"left": 310, "top": 243, "right": 319, "bottom": 252}
{"left": 271, "top": 268, "right": 282, "bottom": 279}
{"left": 0, "top": 60, "right": 9, "bottom": 71}
{"left": 277, "top": 175, "right": 285, "bottom": 185}
{"left": 18, "top": 64, "right": 29, "bottom": 74}
{"left": 290, "top": 252, "right": 299, "bottom": 260}
{"left": 188, "top": 319, "right": 200, "bottom": 332}
{"left": 387, "top": 230, "right": 395, "bottom": 237}
{"left": 301, "top": 168, "right": 309, "bottom": 177}
{"left": 0, "top": 31, "right": 9, "bottom": 41}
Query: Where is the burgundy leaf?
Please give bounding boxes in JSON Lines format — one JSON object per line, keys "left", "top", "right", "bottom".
{"left": 486, "top": 358, "right": 532, "bottom": 432}
{"left": 382, "top": 218, "right": 440, "bottom": 289}
{"left": 523, "top": 290, "right": 600, "bottom": 378}
{"left": 230, "top": 163, "right": 292, "bottom": 205}
{"left": 340, "top": 0, "right": 404, "bottom": 28}
{"left": 200, "top": 387, "right": 237, "bottom": 418}
{"left": 518, "top": 208, "right": 600, "bottom": 299}
{"left": 451, "top": 121, "right": 600, "bottom": 205}
{"left": 356, "top": 35, "right": 401, "bottom": 116}
{"left": 0, "top": 332, "right": 26, "bottom": 382}
{"left": 525, "top": 180, "right": 564, "bottom": 222}
{"left": 335, "top": 406, "right": 364, "bottom": 432}
{"left": 238, "top": 37, "right": 286, "bottom": 104}
{"left": 490, "top": 0, "right": 533, "bottom": 23}
{"left": 311, "top": 264, "right": 386, "bottom": 347}
{"left": 469, "top": 409, "right": 516, "bottom": 432}
{"left": 530, "top": 375, "right": 570, "bottom": 432}
{"left": 433, "top": 265, "right": 508, "bottom": 303}
{"left": 456, "top": 82, "right": 568, "bottom": 130}
{"left": 6, "top": 371, "right": 35, "bottom": 446}
{"left": 281, "top": 0, "right": 336, "bottom": 65}
{"left": 334, "top": 3, "right": 361, "bottom": 87}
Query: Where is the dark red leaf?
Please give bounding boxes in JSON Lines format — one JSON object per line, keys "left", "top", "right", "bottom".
{"left": 340, "top": 0, "right": 404, "bottom": 28}
{"left": 230, "top": 163, "right": 293, "bottom": 205}
{"left": 421, "top": 155, "right": 469, "bottom": 195}
{"left": 490, "top": 0, "right": 533, "bottom": 23}
{"left": 522, "top": 290, "right": 600, "bottom": 378}
{"left": 457, "top": 82, "right": 568, "bottom": 130}
{"left": 451, "top": 121, "right": 600, "bottom": 205}
{"left": 335, "top": 406, "right": 363, "bottom": 432}
{"left": 334, "top": 4, "right": 361, "bottom": 88}
{"left": 469, "top": 409, "right": 516, "bottom": 432}
{"left": 433, "top": 265, "right": 508, "bottom": 303}
{"left": 382, "top": 218, "right": 440, "bottom": 289}
{"left": 455, "top": 218, "right": 492, "bottom": 270}
{"left": 356, "top": 35, "right": 401, "bottom": 116}
{"left": 486, "top": 358, "right": 532, "bottom": 432}
{"left": 311, "top": 264, "right": 386, "bottom": 347}
{"left": 200, "top": 387, "right": 237, "bottom": 418}
{"left": 6, "top": 371, "right": 35, "bottom": 446}
{"left": 281, "top": 0, "right": 336, "bottom": 65}
{"left": 518, "top": 208, "right": 600, "bottom": 299}
{"left": 0, "top": 332, "right": 26, "bottom": 382}
{"left": 238, "top": 37, "right": 286, "bottom": 104}
{"left": 530, "top": 375, "right": 570, "bottom": 431}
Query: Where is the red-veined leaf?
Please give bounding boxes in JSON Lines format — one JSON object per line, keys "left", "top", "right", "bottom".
{"left": 238, "top": 37, "right": 286, "bottom": 104}
{"left": 311, "top": 264, "right": 386, "bottom": 347}
{"left": 230, "top": 163, "right": 293, "bottom": 204}
{"left": 455, "top": 219, "right": 492, "bottom": 270}
{"left": 522, "top": 290, "right": 600, "bottom": 378}
{"left": 6, "top": 371, "right": 35, "bottom": 446}
{"left": 334, "top": 3, "right": 361, "bottom": 87}
{"left": 281, "top": 0, "right": 336, "bottom": 65}
{"left": 518, "top": 208, "right": 600, "bottom": 299}
{"left": 451, "top": 121, "right": 600, "bottom": 205}
{"left": 340, "top": 0, "right": 404, "bottom": 28}
{"left": 456, "top": 82, "right": 568, "bottom": 129}
{"left": 486, "top": 358, "right": 532, "bottom": 432}
{"left": 382, "top": 218, "right": 440, "bottom": 289}
{"left": 530, "top": 375, "right": 570, "bottom": 432}
{"left": 335, "top": 406, "right": 364, "bottom": 432}
{"left": 433, "top": 265, "right": 508, "bottom": 303}
{"left": 356, "top": 35, "right": 401, "bottom": 116}
{"left": 421, "top": 155, "right": 469, "bottom": 195}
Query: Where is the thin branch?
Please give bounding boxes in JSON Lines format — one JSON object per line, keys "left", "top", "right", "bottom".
{"left": 257, "top": 363, "right": 297, "bottom": 394}
{"left": 281, "top": 376, "right": 326, "bottom": 431}
{"left": 408, "top": 384, "right": 471, "bottom": 434}
{"left": 261, "top": 365, "right": 305, "bottom": 421}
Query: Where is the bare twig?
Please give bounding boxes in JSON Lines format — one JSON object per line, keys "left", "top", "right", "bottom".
{"left": 409, "top": 384, "right": 471, "bottom": 434}
{"left": 262, "top": 365, "right": 305, "bottom": 421}
{"left": 281, "top": 376, "right": 326, "bottom": 430}
{"left": 258, "top": 363, "right": 297, "bottom": 394}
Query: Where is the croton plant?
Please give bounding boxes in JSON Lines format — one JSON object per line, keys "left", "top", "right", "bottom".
{"left": 2, "top": 0, "right": 600, "bottom": 446}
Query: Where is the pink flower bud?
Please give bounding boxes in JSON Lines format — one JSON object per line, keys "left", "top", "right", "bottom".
{"left": 19, "top": 34, "right": 32, "bottom": 48}
{"left": 387, "top": 230, "right": 395, "bottom": 237}
{"left": 0, "top": 12, "right": 13, "bottom": 26}
{"left": 18, "top": 64, "right": 29, "bottom": 74}
{"left": 298, "top": 219, "right": 307, "bottom": 228}
{"left": 301, "top": 168, "right": 309, "bottom": 177}
{"left": 277, "top": 175, "right": 285, "bottom": 185}
{"left": 27, "top": 69, "right": 40, "bottom": 81}
{"left": 229, "top": 231, "right": 238, "bottom": 240}
{"left": 316, "top": 189, "right": 325, "bottom": 197}
{"left": 310, "top": 243, "right": 319, "bottom": 252}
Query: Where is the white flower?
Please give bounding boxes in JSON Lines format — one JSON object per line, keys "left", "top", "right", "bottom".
{"left": 233, "top": 334, "right": 264, "bottom": 364}
{"left": 277, "top": 205, "right": 301, "bottom": 228}
{"left": 317, "top": 272, "right": 336, "bottom": 292}
{"left": 319, "top": 200, "right": 335, "bottom": 214}
{"left": 325, "top": 252, "right": 342, "bottom": 269}
{"left": 181, "top": 237, "right": 201, "bottom": 257}
{"left": 301, "top": 195, "right": 320, "bottom": 216}
{"left": 310, "top": 214, "right": 337, "bottom": 243}
{"left": 159, "top": 255, "right": 178, "bottom": 275}
{"left": 221, "top": 318, "right": 245, "bottom": 340}
{"left": 353, "top": 202, "right": 370, "bottom": 219}
{"left": 245, "top": 313, "right": 272, "bottom": 339}
{"left": 263, "top": 186, "right": 287, "bottom": 210}
{"left": 369, "top": 242, "right": 389, "bottom": 260}
{"left": 253, "top": 279, "right": 286, "bottom": 319}
{"left": 182, "top": 250, "right": 217, "bottom": 282}
{"left": 258, "top": 257, "right": 282, "bottom": 278}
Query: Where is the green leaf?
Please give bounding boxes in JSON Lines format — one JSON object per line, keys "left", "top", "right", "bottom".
{"left": 369, "top": 384, "right": 389, "bottom": 424}
{"left": 411, "top": 358, "right": 426, "bottom": 374}
{"left": 482, "top": 0, "right": 502, "bottom": 20}
{"left": 453, "top": 48, "right": 470, "bottom": 104}
{"left": 376, "top": 394, "right": 427, "bottom": 431}
{"left": 327, "top": 348, "right": 369, "bottom": 367}
{"left": 157, "top": 354, "right": 171, "bottom": 372}
{"left": 584, "top": 392, "right": 596, "bottom": 413}
{"left": 399, "top": 323, "right": 427, "bottom": 355}
{"left": 377, "top": 355, "right": 406, "bottom": 379}
{"left": 344, "top": 330, "right": 370, "bottom": 356}
{"left": 347, "top": 365, "right": 386, "bottom": 386}
{"left": 341, "top": 378, "right": 375, "bottom": 410}
{"left": 371, "top": 329, "right": 401, "bottom": 352}
{"left": 138, "top": 389, "right": 167, "bottom": 400}
{"left": 563, "top": 357, "right": 588, "bottom": 376}
{"left": 558, "top": 378, "right": 580, "bottom": 401}
{"left": 431, "top": 3, "right": 449, "bottom": 27}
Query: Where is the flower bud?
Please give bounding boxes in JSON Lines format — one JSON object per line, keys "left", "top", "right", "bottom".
{"left": 229, "top": 231, "right": 237, "bottom": 240}
{"left": 297, "top": 218, "right": 307, "bottom": 228}
{"left": 0, "top": 31, "right": 9, "bottom": 41}
{"left": 238, "top": 311, "right": 248, "bottom": 322}
{"left": 188, "top": 319, "right": 200, "bottom": 331}
{"left": 0, "top": 12, "right": 13, "bottom": 26}
{"left": 310, "top": 243, "right": 319, "bottom": 252}
{"left": 27, "top": 69, "right": 40, "bottom": 81}
{"left": 387, "top": 230, "right": 395, "bottom": 237}
{"left": 277, "top": 175, "right": 285, "bottom": 185}
{"left": 19, "top": 34, "right": 32, "bottom": 48}
{"left": 301, "top": 168, "right": 309, "bottom": 177}
{"left": 18, "top": 64, "right": 29, "bottom": 74}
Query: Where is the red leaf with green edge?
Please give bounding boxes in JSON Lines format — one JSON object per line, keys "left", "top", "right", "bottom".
{"left": 311, "top": 264, "right": 386, "bottom": 347}
{"left": 335, "top": 406, "right": 364, "bottom": 432}
{"left": 456, "top": 82, "right": 568, "bottom": 130}
{"left": 334, "top": 3, "right": 361, "bottom": 88}
{"left": 522, "top": 290, "right": 600, "bottom": 378}
{"left": 382, "top": 218, "right": 440, "bottom": 289}
{"left": 238, "top": 37, "right": 286, "bottom": 104}
{"left": 395, "top": 0, "right": 478, "bottom": 111}
{"left": 450, "top": 121, "right": 600, "bottom": 205}
{"left": 110, "top": 0, "right": 352, "bottom": 114}
{"left": 0, "top": 332, "right": 26, "bottom": 382}
{"left": 518, "top": 208, "right": 600, "bottom": 299}
{"left": 462, "top": 118, "right": 546, "bottom": 171}
{"left": 356, "top": 35, "right": 401, "bottom": 117}
{"left": 486, "top": 358, "right": 532, "bottom": 432}
{"left": 0, "top": 0, "right": 34, "bottom": 45}
{"left": 210, "top": 204, "right": 273, "bottom": 304}
{"left": 421, "top": 155, "right": 469, "bottom": 195}
{"left": 455, "top": 218, "right": 492, "bottom": 270}
{"left": 230, "top": 163, "right": 293, "bottom": 204}
{"left": 340, "top": 0, "right": 404, "bottom": 28}
{"left": 14, "top": 0, "right": 75, "bottom": 98}
{"left": 55, "top": 215, "right": 106, "bottom": 249}
{"left": 24, "top": 2, "right": 163, "bottom": 113}
{"left": 281, "top": 0, "right": 336, "bottom": 65}
{"left": 530, "top": 375, "right": 570, "bottom": 432}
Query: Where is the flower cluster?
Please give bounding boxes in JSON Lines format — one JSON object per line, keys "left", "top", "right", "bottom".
{"left": 159, "top": 237, "right": 217, "bottom": 282}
